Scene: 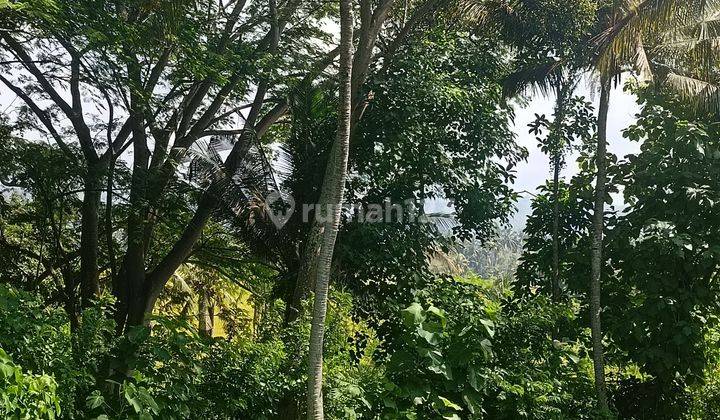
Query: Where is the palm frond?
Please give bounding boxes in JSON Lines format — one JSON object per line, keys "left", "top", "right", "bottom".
{"left": 635, "top": 35, "right": 654, "bottom": 81}
{"left": 594, "top": 0, "right": 716, "bottom": 78}
{"left": 661, "top": 16, "right": 720, "bottom": 44}
{"left": 454, "top": 0, "right": 521, "bottom": 29}
{"left": 664, "top": 71, "right": 720, "bottom": 114}
{"left": 185, "top": 130, "right": 281, "bottom": 222}
{"left": 656, "top": 34, "right": 720, "bottom": 58}
{"left": 656, "top": 14, "right": 720, "bottom": 79}
{"left": 425, "top": 212, "right": 459, "bottom": 235}
{"left": 650, "top": 5, "right": 720, "bottom": 113}
{"left": 503, "top": 59, "right": 564, "bottom": 98}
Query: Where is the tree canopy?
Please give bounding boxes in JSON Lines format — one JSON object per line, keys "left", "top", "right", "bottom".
{"left": 1, "top": 0, "right": 720, "bottom": 419}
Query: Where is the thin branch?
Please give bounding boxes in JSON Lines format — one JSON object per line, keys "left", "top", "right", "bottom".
{"left": 0, "top": 73, "right": 76, "bottom": 159}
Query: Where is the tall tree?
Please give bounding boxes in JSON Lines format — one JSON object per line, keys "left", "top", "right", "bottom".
{"left": 458, "top": 0, "right": 598, "bottom": 303}
{"left": 306, "top": 0, "right": 353, "bottom": 417}
{"left": 529, "top": 78, "right": 575, "bottom": 301}
{"left": 589, "top": 71, "right": 611, "bottom": 412}
{"left": 290, "top": 0, "right": 400, "bottom": 320}
{"left": 0, "top": 0, "right": 333, "bottom": 333}
{"left": 587, "top": 1, "right": 717, "bottom": 411}
{"left": 528, "top": 81, "right": 596, "bottom": 300}
{"left": 549, "top": 82, "right": 571, "bottom": 302}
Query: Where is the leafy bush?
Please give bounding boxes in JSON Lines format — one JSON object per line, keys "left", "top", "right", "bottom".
{"left": 690, "top": 364, "right": 720, "bottom": 419}
{"left": 0, "top": 284, "right": 116, "bottom": 418}
{"left": 489, "top": 294, "right": 597, "bottom": 419}
{"left": 0, "top": 348, "right": 60, "bottom": 419}
{"left": 0, "top": 281, "right": 602, "bottom": 419}
{"left": 123, "top": 291, "right": 384, "bottom": 419}
{"left": 129, "top": 316, "right": 291, "bottom": 418}
{"left": 381, "top": 276, "right": 597, "bottom": 419}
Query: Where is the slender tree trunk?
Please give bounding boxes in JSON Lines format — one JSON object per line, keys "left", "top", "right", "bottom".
{"left": 63, "top": 267, "right": 80, "bottom": 332}
{"left": 551, "top": 154, "right": 561, "bottom": 301}
{"left": 198, "top": 286, "right": 213, "bottom": 338}
{"left": 286, "top": 233, "right": 322, "bottom": 324}
{"left": 550, "top": 80, "right": 570, "bottom": 303}
{"left": 106, "top": 156, "right": 117, "bottom": 286}
{"left": 79, "top": 162, "right": 102, "bottom": 307}
{"left": 306, "top": 1, "right": 353, "bottom": 418}
{"left": 590, "top": 75, "right": 611, "bottom": 413}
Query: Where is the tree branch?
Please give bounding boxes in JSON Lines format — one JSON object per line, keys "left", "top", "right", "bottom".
{"left": 0, "top": 73, "right": 76, "bottom": 159}
{"left": 2, "top": 34, "right": 98, "bottom": 161}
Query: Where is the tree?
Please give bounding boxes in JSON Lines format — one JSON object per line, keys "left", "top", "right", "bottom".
{"left": 528, "top": 89, "right": 596, "bottom": 299}
{"left": 305, "top": 0, "right": 353, "bottom": 417}
{"left": 587, "top": 1, "right": 717, "bottom": 411}
{"left": 458, "top": 0, "right": 599, "bottom": 304}
{"left": 589, "top": 71, "right": 611, "bottom": 412}
{"left": 0, "top": 0, "right": 338, "bottom": 334}
{"left": 516, "top": 171, "right": 600, "bottom": 300}
{"left": 290, "top": 0, "right": 398, "bottom": 318}
{"left": 606, "top": 85, "right": 720, "bottom": 416}
{"left": 301, "top": 8, "right": 530, "bottom": 416}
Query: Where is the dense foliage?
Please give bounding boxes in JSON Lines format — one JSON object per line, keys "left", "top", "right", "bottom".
{"left": 2, "top": 0, "right": 720, "bottom": 418}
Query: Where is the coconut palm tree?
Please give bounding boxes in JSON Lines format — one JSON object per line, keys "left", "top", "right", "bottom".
{"left": 458, "top": 1, "right": 595, "bottom": 305}
{"left": 454, "top": 0, "right": 613, "bottom": 411}
{"left": 588, "top": 1, "right": 718, "bottom": 411}
{"left": 652, "top": 5, "right": 720, "bottom": 114}
{"left": 305, "top": 0, "right": 354, "bottom": 417}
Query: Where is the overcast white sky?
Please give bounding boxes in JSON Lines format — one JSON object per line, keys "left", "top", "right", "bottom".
{"left": 510, "top": 77, "right": 641, "bottom": 227}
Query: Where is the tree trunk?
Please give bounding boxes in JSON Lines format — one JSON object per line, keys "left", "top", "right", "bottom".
{"left": 143, "top": 192, "right": 219, "bottom": 319}
{"left": 63, "top": 267, "right": 80, "bottom": 332}
{"left": 551, "top": 154, "right": 561, "bottom": 301}
{"left": 306, "top": 1, "right": 353, "bottom": 418}
{"left": 198, "top": 287, "right": 213, "bottom": 338}
{"left": 106, "top": 155, "right": 117, "bottom": 287}
{"left": 550, "top": 79, "right": 570, "bottom": 303}
{"left": 286, "top": 233, "right": 322, "bottom": 324}
{"left": 79, "top": 162, "right": 102, "bottom": 308}
{"left": 590, "top": 75, "right": 611, "bottom": 413}
{"left": 115, "top": 58, "right": 152, "bottom": 332}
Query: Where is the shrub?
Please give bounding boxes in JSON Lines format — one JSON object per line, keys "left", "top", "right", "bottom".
{"left": 0, "top": 348, "right": 60, "bottom": 419}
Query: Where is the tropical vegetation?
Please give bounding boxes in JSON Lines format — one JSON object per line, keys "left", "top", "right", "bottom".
{"left": 1, "top": 0, "right": 720, "bottom": 418}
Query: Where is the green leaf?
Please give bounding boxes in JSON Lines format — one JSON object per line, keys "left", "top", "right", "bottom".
{"left": 0, "top": 348, "right": 12, "bottom": 363}
{"left": 438, "top": 396, "right": 462, "bottom": 411}
{"left": 479, "top": 338, "right": 493, "bottom": 359}
{"left": 468, "top": 366, "right": 479, "bottom": 391}
{"left": 86, "top": 391, "right": 104, "bottom": 409}
{"left": 479, "top": 318, "right": 495, "bottom": 338}
{"left": 402, "top": 303, "right": 426, "bottom": 326}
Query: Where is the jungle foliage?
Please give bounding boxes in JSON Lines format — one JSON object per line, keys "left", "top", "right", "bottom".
{"left": 1, "top": 0, "right": 720, "bottom": 419}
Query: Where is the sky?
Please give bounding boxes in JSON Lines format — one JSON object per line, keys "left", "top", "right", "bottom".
{"left": 509, "top": 77, "right": 642, "bottom": 228}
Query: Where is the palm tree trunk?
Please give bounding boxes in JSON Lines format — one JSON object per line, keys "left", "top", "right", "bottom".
{"left": 551, "top": 154, "right": 561, "bottom": 301}
{"left": 590, "top": 75, "right": 611, "bottom": 413}
{"left": 306, "top": 0, "right": 354, "bottom": 417}
{"left": 550, "top": 79, "right": 570, "bottom": 303}
{"left": 198, "top": 287, "right": 213, "bottom": 338}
